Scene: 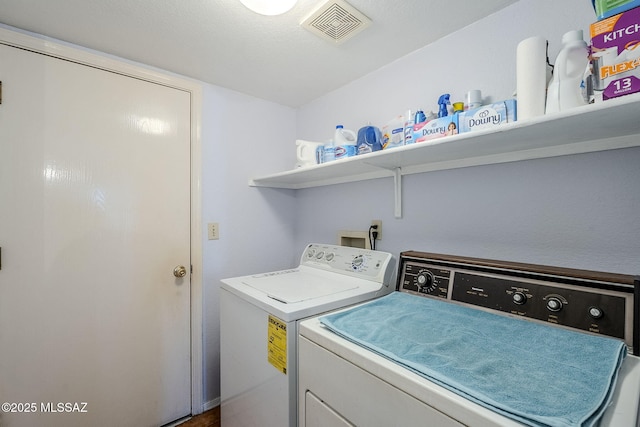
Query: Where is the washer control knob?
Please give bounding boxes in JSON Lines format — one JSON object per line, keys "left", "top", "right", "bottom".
{"left": 512, "top": 292, "right": 527, "bottom": 305}
{"left": 589, "top": 306, "right": 604, "bottom": 319}
{"left": 352, "top": 255, "right": 364, "bottom": 269}
{"left": 325, "top": 252, "right": 335, "bottom": 262}
{"left": 546, "top": 297, "right": 563, "bottom": 312}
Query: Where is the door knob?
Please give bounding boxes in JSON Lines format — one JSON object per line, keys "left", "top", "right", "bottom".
{"left": 173, "top": 265, "right": 187, "bottom": 278}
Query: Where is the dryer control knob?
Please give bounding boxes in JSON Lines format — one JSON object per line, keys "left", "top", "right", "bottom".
{"left": 589, "top": 306, "right": 604, "bottom": 319}
{"left": 416, "top": 271, "right": 436, "bottom": 293}
{"left": 546, "top": 297, "right": 563, "bottom": 312}
{"left": 512, "top": 292, "right": 527, "bottom": 305}
{"left": 417, "top": 273, "right": 429, "bottom": 286}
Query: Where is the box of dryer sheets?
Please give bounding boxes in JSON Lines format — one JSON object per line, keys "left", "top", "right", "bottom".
{"left": 591, "top": 6, "right": 640, "bottom": 100}
{"left": 411, "top": 115, "right": 459, "bottom": 144}
{"left": 458, "top": 99, "right": 517, "bottom": 134}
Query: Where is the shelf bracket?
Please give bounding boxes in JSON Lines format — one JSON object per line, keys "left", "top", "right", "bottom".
{"left": 394, "top": 167, "right": 402, "bottom": 219}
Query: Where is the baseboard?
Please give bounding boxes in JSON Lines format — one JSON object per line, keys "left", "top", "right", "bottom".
{"left": 203, "top": 397, "right": 221, "bottom": 412}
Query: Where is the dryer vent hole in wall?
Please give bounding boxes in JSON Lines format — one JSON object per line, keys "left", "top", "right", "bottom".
{"left": 339, "top": 221, "right": 381, "bottom": 250}
{"left": 339, "top": 231, "right": 369, "bottom": 249}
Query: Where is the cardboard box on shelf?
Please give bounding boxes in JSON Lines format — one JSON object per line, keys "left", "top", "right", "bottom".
{"left": 410, "top": 115, "right": 459, "bottom": 143}
{"left": 458, "top": 100, "right": 517, "bottom": 134}
{"left": 594, "top": 0, "right": 640, "bottom": 20}
{"left": 591, "top": 6, "right": 640, "bottom": 100}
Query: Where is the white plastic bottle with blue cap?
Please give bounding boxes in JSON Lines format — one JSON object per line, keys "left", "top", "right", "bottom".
{"left": 333, "top": 125, "right": 357, "bottom": 160}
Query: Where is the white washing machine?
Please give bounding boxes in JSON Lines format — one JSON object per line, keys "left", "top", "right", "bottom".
{"left": 220, "top": 243, "right": 395, "bottom": 427}
{"left": 299, "top": 251, "right": 640, "bottom": 427}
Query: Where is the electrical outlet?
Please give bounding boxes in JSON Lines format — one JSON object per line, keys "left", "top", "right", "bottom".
{"left": 371, "top": 220, "right": 382, "bottom": 240}
{"left": 207, "top": 222, "right": 219, "bottom": 240}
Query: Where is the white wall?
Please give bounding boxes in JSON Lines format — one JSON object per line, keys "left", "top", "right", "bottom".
{"left": 293, "top": 0, "right": 640, "bottom": 275}
{"left": 200, "top": 84, "right": 297, "bottom": 403}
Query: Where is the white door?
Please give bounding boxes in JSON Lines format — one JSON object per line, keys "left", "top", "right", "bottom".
{"left": 0, "top": 42, "right": 191, "bottom": 426}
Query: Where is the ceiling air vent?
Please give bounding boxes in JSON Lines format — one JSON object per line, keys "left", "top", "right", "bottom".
{"left": 301, "top": 0, "right": 372, "bottom": 45}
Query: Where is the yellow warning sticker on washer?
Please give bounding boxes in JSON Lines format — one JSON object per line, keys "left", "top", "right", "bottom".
{"left": 268, "top": 315, "right": 287, "bottom": 374}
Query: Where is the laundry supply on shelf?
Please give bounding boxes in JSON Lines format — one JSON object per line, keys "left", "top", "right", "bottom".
{"left": 323, "top": 139, "right": 336, "bottom": 162}
{"left": 295, "top": 139, "right": 324, "bottom": 168}
{"left": 333, "top": 125, "right": 357, "bottom": 160}
{"left": 437, "top": 93, "right": 451, "bottom": 117}
{"left": 414, "top": 110, "right": 427, "bottom": 124}
{"left": 592, "top": 0, "right": 640, "bottom": 19}
{"left": 545, "top": 30, "right": 590, "bottom": 113}
{"left": 411, "top": 115, "right": 459, "bottom": 143}
{"left": 356, "top": 125, "right": 383, "bottom": 154}
{"left": 458, "top": 99, "right": 517, "bottom": 133}
{"left": 381, "top": 115, "right": 405, "bottom": 149}
{"left": 403, "top": 111, "right": 415, "bottom": 145}
{"left": 590, "top": 6, "right": 640, "bottom": 101}
{"left": 465, "top": 90, "right": 483, "bottom": 111}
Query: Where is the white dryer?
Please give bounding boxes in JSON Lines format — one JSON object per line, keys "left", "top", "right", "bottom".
{"left": 220, "top": 243, "right": 395, "bottom": 427}
{"left": 299, "top": 251, "right": 640, "bottom": 427}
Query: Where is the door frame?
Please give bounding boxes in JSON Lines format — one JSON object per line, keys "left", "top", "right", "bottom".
{"left": 0, "top": 24, "right": 205, "bottom": 415}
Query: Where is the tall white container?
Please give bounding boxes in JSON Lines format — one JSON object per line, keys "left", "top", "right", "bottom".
{"left": 517, "top": 36, "right": 551, "bottom": 120}
{"left": 545, "top": 30, "right": 589, "bottom": 114}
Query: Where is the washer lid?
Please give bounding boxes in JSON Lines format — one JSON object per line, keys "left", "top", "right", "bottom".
{"left": 242, "top": 270, "right": 358, "bottom": 303}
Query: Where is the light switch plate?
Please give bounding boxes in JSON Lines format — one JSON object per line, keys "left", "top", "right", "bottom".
{"left": 208, "top": 223, "right": 219, "bottom": 240}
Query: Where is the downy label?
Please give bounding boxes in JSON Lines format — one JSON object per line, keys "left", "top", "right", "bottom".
{"left": 459, "top": 100, "right": 516, "bottom": 133}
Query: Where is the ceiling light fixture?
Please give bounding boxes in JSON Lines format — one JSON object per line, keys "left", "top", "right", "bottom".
{"left": 239, "top": 0, "right": 298, "bottom": 16}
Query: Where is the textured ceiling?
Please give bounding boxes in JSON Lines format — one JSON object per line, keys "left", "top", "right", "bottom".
{"left": 0, "top": 0, "right": 519, "bottom": 107}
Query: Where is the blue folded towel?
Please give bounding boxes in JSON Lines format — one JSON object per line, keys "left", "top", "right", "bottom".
{"left": 320, "top": 292, "right": 627, "bottom": 427}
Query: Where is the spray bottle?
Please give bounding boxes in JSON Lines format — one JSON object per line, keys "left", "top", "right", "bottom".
{"left": 437, "top": 94, "right": 451, "bottom": 118}
{"left": 404, "top": 110, "right": 415, "bottom": 145}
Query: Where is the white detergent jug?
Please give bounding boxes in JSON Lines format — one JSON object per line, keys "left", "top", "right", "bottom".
{"left": 546, "top": 30, "right": 589, "bottom": 114}
{"left": 295, "top": 140, "right": 324, "bottom": 168}
{"left": 333, "top": 125, "right": 357, "bottom": 160}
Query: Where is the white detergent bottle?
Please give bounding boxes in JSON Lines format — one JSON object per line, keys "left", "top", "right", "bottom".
{"left": 546, "top": 30, "right": 589, "bottom": 114}
{"left": 333, "top": 125, "right": 357, "bottom": 160}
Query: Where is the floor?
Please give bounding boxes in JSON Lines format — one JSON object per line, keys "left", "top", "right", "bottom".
{"left": 176, "top": 407, "right": 220, "bottom": 427}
